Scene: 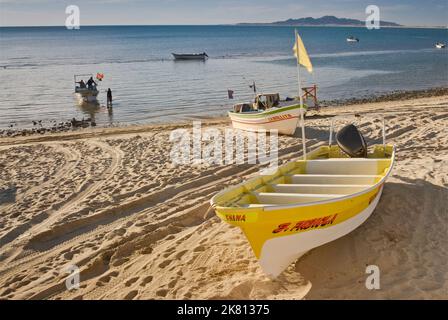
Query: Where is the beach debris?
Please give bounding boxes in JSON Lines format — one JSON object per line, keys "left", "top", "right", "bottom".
{"left": 71, "top": 117, "right": 95, "bottom": 128}
{"left": 0, "top": 117, "right": 98, "bottom": 138}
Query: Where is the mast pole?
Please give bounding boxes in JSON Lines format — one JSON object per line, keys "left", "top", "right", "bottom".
{"left": 295, "top": 29, "right": 307, "bottom": 160}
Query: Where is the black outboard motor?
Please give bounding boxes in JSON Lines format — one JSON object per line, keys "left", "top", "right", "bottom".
{"left": 336, "top": 124, "right": 368, "bottom": 158}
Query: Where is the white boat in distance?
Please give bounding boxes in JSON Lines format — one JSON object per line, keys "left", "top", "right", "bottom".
{"left": 74, "top": 73, "right": 99, "bottom": 104}
{"left": 172, "top": 52, "right": 209, "bottom": 60}
{"left": 346, "top": 36, "right": 359, "bottom": 42}
{"left": 435, "top": 42, "right": 446, "bottom": 49}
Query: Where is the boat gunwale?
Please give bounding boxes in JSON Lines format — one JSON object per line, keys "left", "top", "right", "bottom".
{"left": 210, "top": 145, "right": 395, "bottom": 212}
{"left": 228, "top": 104, "right": 304, "bottom": 118}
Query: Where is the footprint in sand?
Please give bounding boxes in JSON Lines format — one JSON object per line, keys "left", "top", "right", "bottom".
{"left": 175, "top": 250, "right": 188, "bottom": 259}
{"left": 183, "top": 292, "right": 192, "bottom": 299}
{"left": 167, "top": 279, "right": 177, "bottom": 288}
{"left": 63, "top": 251, "right": 74, "bottom": 260}
{"left": 193, "top": 245, "right": 205, "bottom": 252}
{"left": 97, "top": 270, "right": 119, "bottom": 285}
{"left": 156, "top": 289, "right": 168, "bottom": 297}
{"left": 158, "top": 260, "right": 171, "bottom": 269}
{"left": 123, "top": 290, "right": 138, "bottom": 300}
{"left": 112, "top": 257, "right": 129, "bottom": 267}
{"left": 1, "top": 287, "right": 13, "bottom": 296}
{"left": 125, "top": 277, "right": 139, "bottom": 287}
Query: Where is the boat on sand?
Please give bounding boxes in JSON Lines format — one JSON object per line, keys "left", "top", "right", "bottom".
{"left": 229, "top": 30, "right": 313, "bottom": 136}
{"left": 229, "top": 93, "right": 305, "bottom": 135}
{"left": 211, "top": 116, "right": 395, "bottom": 277}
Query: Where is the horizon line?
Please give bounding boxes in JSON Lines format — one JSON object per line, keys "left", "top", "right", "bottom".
{"left": 0, "top": 24, "right": 446, "bottom": 29}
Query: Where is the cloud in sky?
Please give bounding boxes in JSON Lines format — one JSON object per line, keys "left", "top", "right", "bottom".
{"left": 0, "top": 0, "right": 446, "bottom": 26}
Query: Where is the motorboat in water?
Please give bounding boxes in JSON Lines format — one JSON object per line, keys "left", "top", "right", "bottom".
{"left": 211, "top": 115, "right": 395, "bottom": 277}
{"left": 229, "top": 93, "right": 305, "bottom": 135}
{"left": 435, "top": 42, "right": 446, "bottom": 49}
{"left": 346, "top": 36, "right": 359, "bottom": 42}
{"left": 74, "top": 73, "right": 99, "bottom": 104}
{"left": 172, "top": 52, "right": 209, "bottom": 60}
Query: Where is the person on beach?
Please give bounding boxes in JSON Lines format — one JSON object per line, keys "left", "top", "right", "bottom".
{"left": 87, "top": 77, "right": 97, "bottom": 90}
{"left": 107, "top": 88, "right": 113, "bottom": 108}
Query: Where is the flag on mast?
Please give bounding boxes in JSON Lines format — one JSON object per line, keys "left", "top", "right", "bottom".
{"left": 293, "top": 29, "right": 309, "bottom": 160}
{"left": 293, "top": 33, "right": 313, "bottom": 73}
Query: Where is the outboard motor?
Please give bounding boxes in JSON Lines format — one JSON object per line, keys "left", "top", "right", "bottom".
{"left": 336, "top": 124, "right": 367, "bottom": 158}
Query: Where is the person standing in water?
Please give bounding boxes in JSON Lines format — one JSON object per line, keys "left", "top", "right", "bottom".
{"left": 107, "top": 88, "right": 113, "bottom": 108}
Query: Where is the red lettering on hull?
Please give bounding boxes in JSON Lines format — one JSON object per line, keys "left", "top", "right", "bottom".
{"left": 272, "top": 214, "right": 338, "bottom": 233}
{"left": 225, "top": 214, "right": 246, "bottom": 222}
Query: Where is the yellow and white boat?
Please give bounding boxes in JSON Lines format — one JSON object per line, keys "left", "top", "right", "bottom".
{"left": 211, "top": 119, "right": 395, "bottom": 277}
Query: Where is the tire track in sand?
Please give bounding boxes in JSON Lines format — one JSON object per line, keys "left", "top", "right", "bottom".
{"left": 0, "top": 140, "right": 123, "bottom": 265}
{"left": 0, "top": 144, "right": 75, "bottom": 214}
{"left": 0, "top": 138, "right": 317, "bottom": 297}
{"left": 0, "top": 145, "right": 82, "bottom": 250}
{"left": 23, "top": 140, "right": 123, "bottom": 239}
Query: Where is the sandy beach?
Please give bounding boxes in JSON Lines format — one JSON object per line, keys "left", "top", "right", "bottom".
{"left": 0, "top": 94, "right": 447, "bottom": 300}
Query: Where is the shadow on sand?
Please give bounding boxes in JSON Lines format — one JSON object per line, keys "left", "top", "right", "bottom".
{"left": 290, "top": 178, "right": 447, "bottom": 299}
{"left": 0, "top": 186, "right": 17, "bottom": 205}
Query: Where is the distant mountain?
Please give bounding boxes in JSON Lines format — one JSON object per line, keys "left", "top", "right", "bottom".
{"left": 238, "top": 15, "right": 401, "bottom": 27}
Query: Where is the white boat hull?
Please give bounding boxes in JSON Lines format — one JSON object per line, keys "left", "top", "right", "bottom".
{"left": 229, "top": 105, "right": 302, "bottom": 135}
{"left": 75, "top": 88, "right": 99, "bottom": 103}
{"left": 259, "top": 186, "right": 383, "bottom": 277}
{"left": 75, "top": 93, "right": 98, "bottom": 103}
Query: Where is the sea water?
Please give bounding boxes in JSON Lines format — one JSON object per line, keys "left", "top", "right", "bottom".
{"left": 0, "top": 25, "right": 447, "bottom": 128}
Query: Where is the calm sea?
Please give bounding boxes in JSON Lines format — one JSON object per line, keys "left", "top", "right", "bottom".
{"left": 0, "top": 25, "right": 447, "bottom": 128}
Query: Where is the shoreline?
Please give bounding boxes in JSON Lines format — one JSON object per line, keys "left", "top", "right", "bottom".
{"left": 2, "top": 87, "right": 447, "bottom": 140}
{"left": 320, "top": 87, "right": 448, "bottom": 106}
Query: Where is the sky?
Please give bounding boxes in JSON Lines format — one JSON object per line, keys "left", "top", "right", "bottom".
{"left": 0, "top": 0, "right": 447, "bottom": 27}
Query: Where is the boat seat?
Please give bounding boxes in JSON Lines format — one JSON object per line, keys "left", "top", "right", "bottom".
{"left": 254, "top": 192, "right": 343, "bottom": 205}
{"left": 288, "top": 174, "right": 381, "bottom": 185}
{"left": 305, "top": 159, "right": 390, "bottom": 175}
{"left": 269, "top": 183, "right": 371, "bottom": 195}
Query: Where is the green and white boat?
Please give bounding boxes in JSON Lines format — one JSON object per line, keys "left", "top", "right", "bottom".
{"left": 229, "top": 93, "right": 306, "bottom": 135}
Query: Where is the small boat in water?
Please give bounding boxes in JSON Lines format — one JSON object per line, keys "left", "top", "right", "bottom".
{"left": 211, "top": 116, "right": 395, "bottom": 277}
{"left": 229, "top": 93, "right": 305, "bottom": 135}
{"left": 172, "top": 52, "right": 208, "bottom": 60}
{"left": 346, "top": 36, "right": 359, "bottom": 42}
{"left": 74, "top": 74, "right": 99, "bottom": 104}
{"left": 435, "top": 42, "right": 446, "bottom": 49}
